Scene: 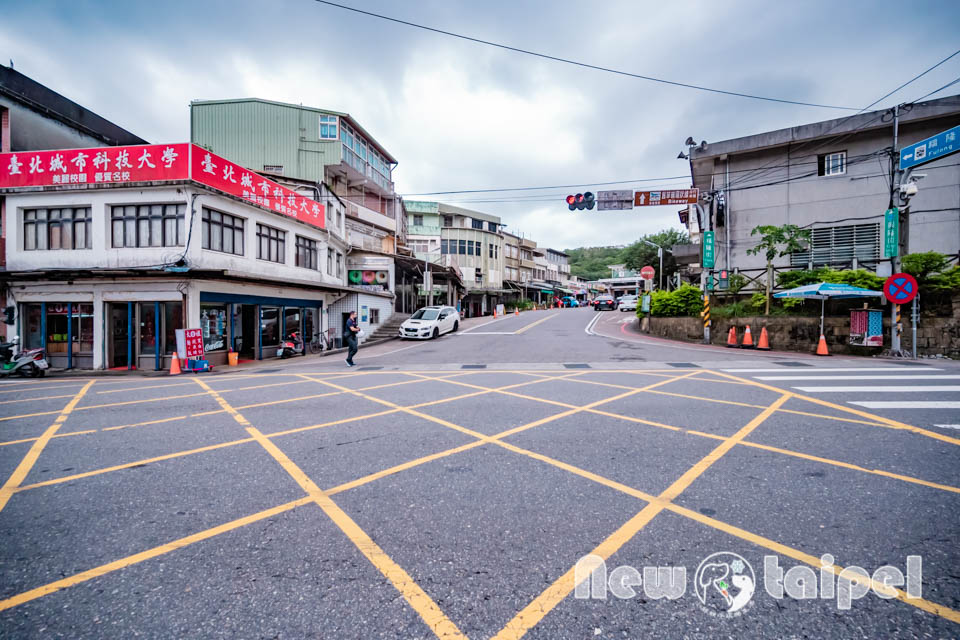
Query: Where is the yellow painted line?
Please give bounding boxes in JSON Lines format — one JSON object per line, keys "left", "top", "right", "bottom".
{"left": 0, "top": 382, "right": 87, "bottom": 395}
{"left": 0, "top": 496, "right": 314, "bottom": 613}
{"left": 493, "top": 393, "right": 790, "bottom": 639}
{"left": 0, "top": 430, "right": 97, "bottom": 448}
{"left": 0, "top": 393, "right": 77, "bottom": 405}
{"left": 711, "top": 370, "right": 960, "bottom": 445}
{"left": 192, "top": 377, "right": 467, "bottom": 639}
{"left": 0, "top": 380, "right": 94, "bottom": 513}
{"left": 512, "top": 312, "right": 561, "bottom": 334}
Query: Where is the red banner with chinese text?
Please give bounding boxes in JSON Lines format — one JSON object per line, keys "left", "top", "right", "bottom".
{"left": 0, "top": 143, "right": 325, "bottom": 231}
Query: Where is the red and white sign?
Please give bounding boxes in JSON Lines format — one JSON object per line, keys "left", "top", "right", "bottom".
{"left": 0, "top": 143, "right": 325, "bottom": 231}
{"left": 634, "top": 189, "right": 699, "bottom": 207}
{"left": 176, "top": 328, "right": 206, "bottom": 360}
{"left": 640, "top": 265, "right": 656, "bottom": 280}
{"left": 191, "top": 147, "right": 324, "bottom": 229}
{"left": 0, "top": 143, "right": 189, "bottom": 188}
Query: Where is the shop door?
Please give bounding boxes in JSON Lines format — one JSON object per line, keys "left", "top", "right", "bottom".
{"left": 109, "top": 303, "right": 131, "bottom": 368}
{"left": 239, "top": 305, "right": 256, "bottom": 358}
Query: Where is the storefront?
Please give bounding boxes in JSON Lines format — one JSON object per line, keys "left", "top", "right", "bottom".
{"left": 22, "top": 302, "right": 95, "bottom": 369}
{"left": 198, "top": 292, "right": 323, "bottom": 364}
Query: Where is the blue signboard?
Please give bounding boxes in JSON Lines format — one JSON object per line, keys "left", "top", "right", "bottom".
{"left": 899, "top": 125, "right": 960, "bottom": 170}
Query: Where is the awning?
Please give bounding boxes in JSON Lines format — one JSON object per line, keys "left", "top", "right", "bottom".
{"left": 541, "top": 289, "right": 554, "bottom": 294}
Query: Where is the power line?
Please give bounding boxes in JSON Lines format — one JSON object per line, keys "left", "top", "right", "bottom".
{"left": 312, "top": 0, "right": 859, "bottom": 111}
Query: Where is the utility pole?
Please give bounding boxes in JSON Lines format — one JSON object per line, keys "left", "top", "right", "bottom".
{"left": 889, "top": 105, "right": 902, "bottom": 355}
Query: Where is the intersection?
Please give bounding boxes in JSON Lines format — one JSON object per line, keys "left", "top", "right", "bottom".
{"left": 0, "top": 308, "right": 958, "bottom": 638}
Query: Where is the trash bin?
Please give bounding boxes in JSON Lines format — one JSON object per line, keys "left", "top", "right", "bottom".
{"left": 228, "top": 351, "right": 239, "bottom": 366}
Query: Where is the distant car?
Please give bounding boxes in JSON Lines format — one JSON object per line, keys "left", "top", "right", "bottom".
{"left": 594, "top": 295, "right": 616, "bottom": 311}
{"left": 399, "top": 306, "right": 460, "bottom": 340}
{"left": 618, "top": 297, "right": 638, "bottom": 312}
{"left": 561, "top": 296, "right": 580, "bottom": 308}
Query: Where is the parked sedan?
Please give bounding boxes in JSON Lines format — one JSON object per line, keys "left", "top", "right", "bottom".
{"left": 399, "top": 306, "right": 460, "bottom": 340}
{"left": 561, "top": 296, "right": 580, "bottom": 308}
{"left": 618, "top": 297, "right": 638, "bottom": 312}
{"left": 593, "top": 295, "right": 616, "bottom": 311}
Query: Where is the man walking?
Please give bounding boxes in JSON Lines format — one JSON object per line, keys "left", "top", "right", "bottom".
{"left": 344, "top": 310, "right": 360, "bottom": 367}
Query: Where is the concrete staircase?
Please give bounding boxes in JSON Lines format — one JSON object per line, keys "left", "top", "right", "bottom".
{"left": 365, "top": 313, "right": 409, "bottom": 343}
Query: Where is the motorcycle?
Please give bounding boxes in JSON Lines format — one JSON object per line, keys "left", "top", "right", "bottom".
{"left": 0, "top": 336, "right": 48, "bottom": 377}
{"left": 277, "top": 331, "right": 304, "bottom": 359}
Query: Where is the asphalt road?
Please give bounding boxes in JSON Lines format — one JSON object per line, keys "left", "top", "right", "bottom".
{"left": 0, "top": 307, "right": 957, "bottom": 638}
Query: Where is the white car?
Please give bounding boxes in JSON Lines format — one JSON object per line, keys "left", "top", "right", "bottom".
{"left": 618, "top": 296, "right": 638, "bottom": 312}
{"left": 399, "top": 306, "right": 460, "bottom": 340}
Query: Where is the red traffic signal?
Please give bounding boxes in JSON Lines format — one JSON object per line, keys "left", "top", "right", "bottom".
{"left": 566, "top": 192, "right": 595, "bottom": 211}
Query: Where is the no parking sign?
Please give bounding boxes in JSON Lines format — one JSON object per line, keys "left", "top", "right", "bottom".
{"left": 883, "top": 273, "right": 918, "bottom": 304}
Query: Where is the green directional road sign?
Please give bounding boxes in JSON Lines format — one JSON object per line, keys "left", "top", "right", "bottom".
{"left": 702, "top": 231, "right": 715, "bottom": 268}
{"left": 884, "top": 208, "right": 899, "bottom": 258}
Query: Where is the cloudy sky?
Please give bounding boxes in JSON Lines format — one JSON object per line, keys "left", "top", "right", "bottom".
{"left": 3, "top": 0, "right": 959, "bottom": 250}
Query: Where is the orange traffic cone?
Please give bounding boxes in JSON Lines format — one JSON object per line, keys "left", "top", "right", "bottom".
{"left": 515, "top": 307, "right": 519, "bottom": 316}
{"left": 815, "top": 334, "right": 830, "bottom": 356}
{"left": 169, "top": 352, "right": 182, "bottom": 375}
{"left": 726, "top": 326, "right": 739, "bottom": 348}
{"left": 741, "top": 325, "right": 754, "bottom": 349}
{"left": 494, "top": 308, "right": 497, "bottom": 318}
{"left": 756, "top": 327, "right": 771, "bottom": 351}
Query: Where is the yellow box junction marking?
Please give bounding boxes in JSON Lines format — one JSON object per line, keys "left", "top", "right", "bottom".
{"left": 0, "top": 380, "right": 94, "bottom": 513}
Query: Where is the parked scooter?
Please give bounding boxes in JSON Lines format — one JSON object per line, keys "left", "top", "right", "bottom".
{"left": 0, "top": 336, "right": 49, "bottom": 377}
{"left": 277, "top": 331, "right": 304, "bottom": 359}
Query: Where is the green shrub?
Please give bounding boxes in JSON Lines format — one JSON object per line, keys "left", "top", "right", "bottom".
{"left": 649, "top": 284, "right": 703, "bottom": 317}
{"left": 727, "top": 273, "right": 747, "bottom": 294}
{"left": 902, "top": 252, "right": 950, "bottom": 281}
{"left": 781, "top": 297, "right": 803, "bottom": 310}
{"left": 776, "top": 268, "right": 884, "bottom": 291}
{"left": 749, "top": 292, "right": 766, "bottom": 312}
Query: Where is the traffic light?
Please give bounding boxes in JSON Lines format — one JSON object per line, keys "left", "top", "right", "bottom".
{"left": 566, "top": 192, "right": 595, "bottom": 211}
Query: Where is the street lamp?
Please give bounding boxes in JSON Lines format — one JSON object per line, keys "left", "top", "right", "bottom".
{"left": 640, "top": 239, "right": 672, "bottom": 290}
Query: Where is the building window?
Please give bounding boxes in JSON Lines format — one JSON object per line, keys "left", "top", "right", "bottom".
{"left": 327, "top": 247, "right": 334, "bottom": 274}
{"left": 489, "top": 243, "right": 494, "bottom": 258}
{"left": 475, "top": 243, "right": 481, "bottom": 257}
{"left": 111, "top": 204, "right": 185, "bottom": 248}
{"left": 202, "top": 208, "right": 244, "bottom": 255}
{"left": 467, "top": 240, "right": 475, "bottom": 256}
{"left": 818, "top": 151, "right": 846, "bottom": 176}
{"left": 319, "top": 114, "right": 339, "bottom": 140}
{"left": 23, "top": 208, "right": 92, "bottom": 251}
{"left": 442, "top": 215, "right": 453, "bottom": 227}
{"left": 257, "top": 224, "right": 286, "bottom": 263}
{"left": 200, "top": 304, "right": 228, "bottom": 352}
{"left": 263, "top": 165, "right": 283, "bottom": 174}
{"left": 296, "top": 235, "right": 318, "bottom": 270}
{"left": 413, "top": 214, "right": 423, "bottom": 226}
{"left": 370, "top": 308, "right": 380, "bottom": 325}
{"left": 791, "top": 223, "right": 880, "bottom": 267}
{"left": 458, "top": 239, "right": 466, "bottom": 255}
{"left": 475, "top": 268, "right": 483, "bottom": 284}
{"left": 488, "top": 221, "right": 497, "bottom": 232}
{"left": 440, "top": 239, "right": 448, "bottom": 254}
{"left": 337, "top": 252, "right": 343, "bottom": 278}
{"left": 471, "top": 218, "right": 483, "bottom": 230}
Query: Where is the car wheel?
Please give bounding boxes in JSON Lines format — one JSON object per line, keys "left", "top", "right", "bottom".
{"left": 452, "top": 321, "right": 459, "bottom": 332}
{"left": 432, "top": 328, "right": 439, "bottom": 339}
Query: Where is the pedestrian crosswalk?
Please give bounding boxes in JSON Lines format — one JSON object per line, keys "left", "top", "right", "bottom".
{"left": 730, "top": 365, "right": 960, "bottom": 430}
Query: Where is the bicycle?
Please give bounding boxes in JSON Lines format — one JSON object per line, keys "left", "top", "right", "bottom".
{"left": 308, "top": 329, "right": 335, "bottom": 354}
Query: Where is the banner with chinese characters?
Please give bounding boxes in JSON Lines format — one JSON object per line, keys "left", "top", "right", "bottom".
{"left": 189, "top": 146, "right": 325, "bottom": 229}
{"left": 1, "top": 143, "right": 189, "bottom": 187}
{"left": 0, "top": 143, "right": 325, "bottom": 231}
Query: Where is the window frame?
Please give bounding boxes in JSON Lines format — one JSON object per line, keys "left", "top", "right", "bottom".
{"left": 319, "top": 114, "right": 339, "bottom": 140}
{"left": 23, "top": 207, "right": 92, "bottom": 251}
{"left": 256, "top": 223, "right": 286, "bottom": 264}
{"left": 471, "top": 218, "right": 483, "bottom": 230}
{"left": 111, "top": 203, "right": 185, "bottom": 249}
{"left": 295, "top": 235, "right": 318, "bottom": 270}
{"left": 201, "top": 207, "right": 245, "bottom": 256}
{"left": 819, "top": 151, "right": 847, "bottom": 177}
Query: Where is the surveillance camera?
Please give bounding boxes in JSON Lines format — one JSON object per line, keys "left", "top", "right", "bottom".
{"left": 899, "top": 182, "right": 918, "bottom": 198}
{"left": 911, "top": 173, "right": 927, "bottom": 181}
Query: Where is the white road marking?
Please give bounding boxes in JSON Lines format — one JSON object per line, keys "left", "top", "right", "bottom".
{"left": 850, "top": 401, "right": 960, "bottom": 409}
{"left": 726, "top": 367, "right": 944, "bottom": 373}
{"left": 794, "top": 385, "right": 960, "bottom": 393}
{"left": 458, "top": 331, "right": 516, "bottom": 335}
{"left": 934, "top": 424, "right": 960, "bottom": 430}
{"left": 758, "top": 375, "right": 960, "bottom": 381}
{"left": 584, "top": 312, "right": 603, "bottom": 336}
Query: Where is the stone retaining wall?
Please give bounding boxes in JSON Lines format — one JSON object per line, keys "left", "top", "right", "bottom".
{"left": 646, "top": 312, "right": 960, "bottom": 357}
